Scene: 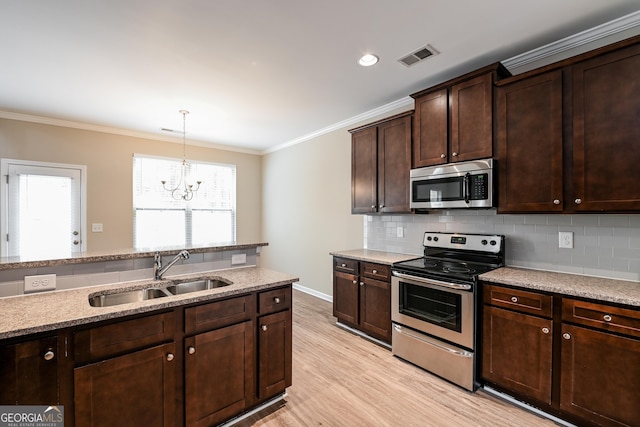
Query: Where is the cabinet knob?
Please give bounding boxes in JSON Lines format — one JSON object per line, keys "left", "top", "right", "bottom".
{"left": 440, "top": 154, "right": 446, "bottom": 159}
{"left": 352, "top": 280, "right": 357, "bottom": 284}
{"left": 379, "top": 204, "right": 384, "bottom": 209}
{"left": 371, "top": 205, "right": 376, "bottom": 209}
{"left": 166, "top": 353, "right": 174, "bottom": 361}
{"left": 188, "top": 346, "right": 196, "bottom": 355}
{"left": 553, "top": 199, "right": 560, "bottom": 205}
{"left": 574, "top": 198, "right": 582, "bottom": 205}
{"left": 43, "top": 350, "right": 55, "bottom": 361}
{"left": 542, "top": 327, "right": 550, "bottom": 334}
{"left": 274, "top": 297, "right": 281, "bottom": 304}
{"left": 372, "top": 269, "right": 378, "bottom": 274}
{"left": 603, "top": 314, "right": 612, "bottom": 322}
{"left": 562, "top": 333, "right": 571, "bottom": 340}
{"left": 341, "top": 263, "right": 346, "bottom": 267}
{"left": 261, "top": 325, "right": 268, "bottom": 331}
{"left": 360, "top": 282, "right": 364, "bottom": 286}
{"left": 452, "top": 152, "right": 458, "bottom": 157}
{"left": 510, "top": 296, "right": 518, "bottom": 303}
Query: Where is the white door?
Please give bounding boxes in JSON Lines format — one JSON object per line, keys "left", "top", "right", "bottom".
{"left": 2, "top": 159, "right": 86, "bottom": 258}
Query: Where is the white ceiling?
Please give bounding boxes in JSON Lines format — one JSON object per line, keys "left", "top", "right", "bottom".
{"left": 1, "top": 1, "right": 639, "bottom": 153}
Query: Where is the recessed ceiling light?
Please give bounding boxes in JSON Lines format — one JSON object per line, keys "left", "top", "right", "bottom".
{"left": 358, "top": 53, "right": 379, "bottom": 67}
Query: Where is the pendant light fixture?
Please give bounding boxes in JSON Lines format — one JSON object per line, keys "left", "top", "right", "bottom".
{"left": 161, "top": 110, "right": 202, "bottom": 201}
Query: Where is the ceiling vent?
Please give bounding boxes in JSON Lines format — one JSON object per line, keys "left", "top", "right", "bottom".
{"left": 398, "top": 44, "right": 438, "bottom": 67}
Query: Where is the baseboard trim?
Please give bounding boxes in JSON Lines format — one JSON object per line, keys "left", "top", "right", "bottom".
{"left": 292, "top": 283, "right": 332, "bottom": 303}
{"left": 336, "top": 321, "right": 391, "bottom": 350}
{"left": 221, "top": 392, "right": 287, "bottom": 427}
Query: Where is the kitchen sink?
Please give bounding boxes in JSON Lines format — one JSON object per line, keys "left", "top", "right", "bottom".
{"left": 166, "top": 278, "right": 232, "bottom": 295}
{"left": 89, "top": 277, "right": 233, "bottom": 307}
{"left": 89, "top": 288, "right": 170, "bottom": 307}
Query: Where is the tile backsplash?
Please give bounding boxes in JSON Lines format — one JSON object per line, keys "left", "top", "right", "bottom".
{"left": 364, "top": 211, "right": 640, "bottom": 282}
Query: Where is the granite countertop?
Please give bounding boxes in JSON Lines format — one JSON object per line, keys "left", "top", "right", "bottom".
{"left": 0, "top": 242, "right": 269, "bottom": 271}
{"left": 0, "top": 266, "right": 298, "bottom": 340}
{"left": 480, "top": 267, "right": 640, "bottom": 307}
{"left": 330, "top": 249, "right": 418, "bottom": 265}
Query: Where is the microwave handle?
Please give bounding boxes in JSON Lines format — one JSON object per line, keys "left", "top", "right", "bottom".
{"left": 463, "top": 173, "right": 471, "bottom": 204}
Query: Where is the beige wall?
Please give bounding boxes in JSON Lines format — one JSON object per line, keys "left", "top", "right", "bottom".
{"left": 0, "top": 118, "right": 262, "bottom": 251}
{"left": 260, "top": 106, "right": 412, "bottom": 297}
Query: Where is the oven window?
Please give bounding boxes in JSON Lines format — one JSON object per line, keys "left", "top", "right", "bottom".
{"left": 412, "top": 177, "right": 463, "bottom": 202}
{"left": 399, "top": 282, "right": 462, "bottom": 332}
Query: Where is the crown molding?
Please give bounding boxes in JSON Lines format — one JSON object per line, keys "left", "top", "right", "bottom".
{"left": 503, "top": 10, "right": 640, "bottom": 71}
{"left": 262, "top": 96, "right": 414, "bottom": 154}
{"left": 0, "top": 110, "right": 262, "bottom": 156}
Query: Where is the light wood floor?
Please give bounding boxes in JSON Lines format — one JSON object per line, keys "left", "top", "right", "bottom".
{"left": 236, "top": 290, "right": 558, "bottom": 427}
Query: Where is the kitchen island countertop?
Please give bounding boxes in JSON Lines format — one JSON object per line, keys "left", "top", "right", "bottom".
{"left": 0, "top": 266, "right": 298, "bottom": 340}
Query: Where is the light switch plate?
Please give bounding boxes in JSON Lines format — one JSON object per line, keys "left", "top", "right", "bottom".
{"left": 396, "top": 227, "right": 404, "bottom": 238}
{"left": 24, "top": 274, "right": 56, "bottom": 293}
{"left": 92, "top": 223, "right": 104, "bottom": 232}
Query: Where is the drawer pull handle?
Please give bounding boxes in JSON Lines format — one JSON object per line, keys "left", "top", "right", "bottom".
{"left": 603, "top": 314, "right": 612, "bottom": 322}
{"left": 341, "top": 263, "right": 347, "bottom": 267}
{"left": 542, "top": 327, "right": 550, "bottom": 334}
{"left": 563, "top": 333, "right": 571, "bottom": 340}
{"left": 166, "top": 353, "right": 174, "bottom": 361}
{"left": 372, "top": 269, "right": 378, "bottom": 274}
{"left": 274, "top": 297, "right": 281, "bottom": 304}
{"left": 188, "top": 346, "right": 196, "bottom": 355}
{"left": 510, "top": 296, "right": 518, "bottom": 303}
{"left": 261, "top": 325, "right": 268, "bottom": 332}
{"left": 43, "top": 350, "right": 55, "bottom": 361}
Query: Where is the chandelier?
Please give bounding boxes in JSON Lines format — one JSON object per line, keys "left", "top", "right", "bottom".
{"left": 161, "top": 110, "right": 202, "bottom": 201}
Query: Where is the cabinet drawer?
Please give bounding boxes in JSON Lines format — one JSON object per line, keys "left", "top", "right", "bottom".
{"left": 334, "top": 257, "right": 358, "bottom": 274}
{"left": 185, "top": 294, "right": 255, "bottom": 335}
{"left": 562, "top": 298, "right": 640, "bottom": 339}
{"left": 259, "top": 286, "right": 292, "bottom": 315}
{"left": 74, "top": 312, "right": 175, "bottom": 363}
{"left": 360, "top": 262, "right": 390, "bottom": 281}
{"left": 484, "top": 284, "right": 553, "bottom": 318}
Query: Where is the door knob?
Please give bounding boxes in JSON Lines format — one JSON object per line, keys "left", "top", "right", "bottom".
{"left": 73, "top": 230, "right": 79, "bottom": 236}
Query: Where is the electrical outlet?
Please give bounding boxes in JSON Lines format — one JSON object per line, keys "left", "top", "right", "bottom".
{"left": 24, "top": 274, "right": 56, "bottom": 293}
{"left": 231, "top": 253, "right": 246, "bottom": 265}
{"left": 559, "top": 231, "right": 574, "bottom": 249}
{"left": 92, "top": 223, "right": 104, "bottom": 232}
{"left": 396, "top": 227, "right": 404, "bottom": 238}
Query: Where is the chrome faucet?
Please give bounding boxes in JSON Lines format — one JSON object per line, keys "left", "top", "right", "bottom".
{"left": 154, "top": 250, "right": 189, "bottom": 280}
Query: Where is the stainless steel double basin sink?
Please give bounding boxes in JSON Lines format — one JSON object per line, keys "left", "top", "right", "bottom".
{"left": 89, "top": 278, "right": 232, "bottom": 307}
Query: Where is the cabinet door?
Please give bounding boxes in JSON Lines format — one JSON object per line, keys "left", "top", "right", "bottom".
{"left": 0, "top": 336, "right": 58, "bottom": 405}
{"left": 497, "top": 71, "right": 564, "bottom": 212}
{"left": 351, "top": 126, "right": 378, "bottom": 213}
{"left": 257, "top": 310, "right": 292, "bottom": 400}
{"left": 74, "top": 342, "right": 176, "bottom": 427}
{"left": 482, "top": 306, "right": 553, "bottom": 405}
{"left": 560, "top": 324, "right": 640, "bottom": 427}
{"left": 450, "top": 72, "right": 493, "bottom": 162}
{"left": 185, "top": 321, "right": 254, "bottom": 427}
{"left": 333, "top": 271, "right": 359, "bottom": 325}
{"left": 413, "top": 88, "right": 448, "bottom": 167}
{"left": 359, "top": 276, "right": 391, "bottom": 343}
{"left": 377, "top": 115, "right": 411, "bottom": 213}
{"left": 572, "top": 42, "right": 640, "bottom": 211}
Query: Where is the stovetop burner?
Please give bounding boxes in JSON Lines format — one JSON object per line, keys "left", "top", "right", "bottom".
{"left": 392, "top": 232, "right": 505, "bottom": 282}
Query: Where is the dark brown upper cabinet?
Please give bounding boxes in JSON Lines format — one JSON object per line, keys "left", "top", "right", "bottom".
{"left": 497, "top": 35, "right": 640, "bottom": 213}
{"left": 411, "top": 63, "right": 510, "bottom": 168}
{"left": 350, "top": 111, "right": 412, "bottom": 214}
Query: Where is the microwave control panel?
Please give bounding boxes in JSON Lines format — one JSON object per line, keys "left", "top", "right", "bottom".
{"left": 469, "top": 174, "right": 488, "bottom": 200}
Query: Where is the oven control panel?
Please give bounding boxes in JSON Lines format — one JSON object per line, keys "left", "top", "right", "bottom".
{"left": 423, "top": 232, "right": 503, "bottom": 253}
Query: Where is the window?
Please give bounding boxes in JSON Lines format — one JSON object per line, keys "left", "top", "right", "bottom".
{"left": 133, "top": 155, "right": 236, "bottom": 249}
{"left": 1, "top": 159, "right": 87, "bottom": 258}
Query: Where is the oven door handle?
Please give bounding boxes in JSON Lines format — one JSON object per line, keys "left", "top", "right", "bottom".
{"left": 393, "top": 324, "right": 473, "bottom": 357}
{"left": 392, "top": 271, "right": 472, "bottom": 291}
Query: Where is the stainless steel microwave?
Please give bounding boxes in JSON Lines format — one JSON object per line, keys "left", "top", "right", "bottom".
{"left": 410, "top": 159, "right": 494, "bottom": 210}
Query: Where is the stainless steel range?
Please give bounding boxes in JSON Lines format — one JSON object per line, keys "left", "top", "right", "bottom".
{"left": 391, "top": 231, "right": 505, "bottom": 391}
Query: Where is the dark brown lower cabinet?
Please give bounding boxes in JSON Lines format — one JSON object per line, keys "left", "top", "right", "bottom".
{"left": 257, "top": 310, "right": 292, "bottom": 400}
{"left": 0, "top": 335, "right": 59, "bottom": 405}
{"left": 74, "top": 342, "right": 176, "bottom": 427}
{"left": 560, "top": 324, "right": 640, "bottom": 427}
{"left": 359, "top": 276, "right": 391, "bottom": 342}
{"left": 482, "top": 305, "right": 553, "bottom": 405}
{"left": 333, "top": 270, "right": 359, "bottom": 325}
{"left": 185, "top": 321, "right": 255, "bottom": 427}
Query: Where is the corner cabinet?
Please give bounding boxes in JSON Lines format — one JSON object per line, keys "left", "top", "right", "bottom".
{"left": 333, "top": 257, "right": 391, "bottom": 344}
{"left": 411, "top": 63, "right": 510, "bottom": 167}
{"left": 350, "top": 111, "right": 412, "bottom": 214}
{"left": 497, "top": 35, "right": 640, "bottom": 213}
{"left": 481, "top": 282, "right": 640, "bottom": 427}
